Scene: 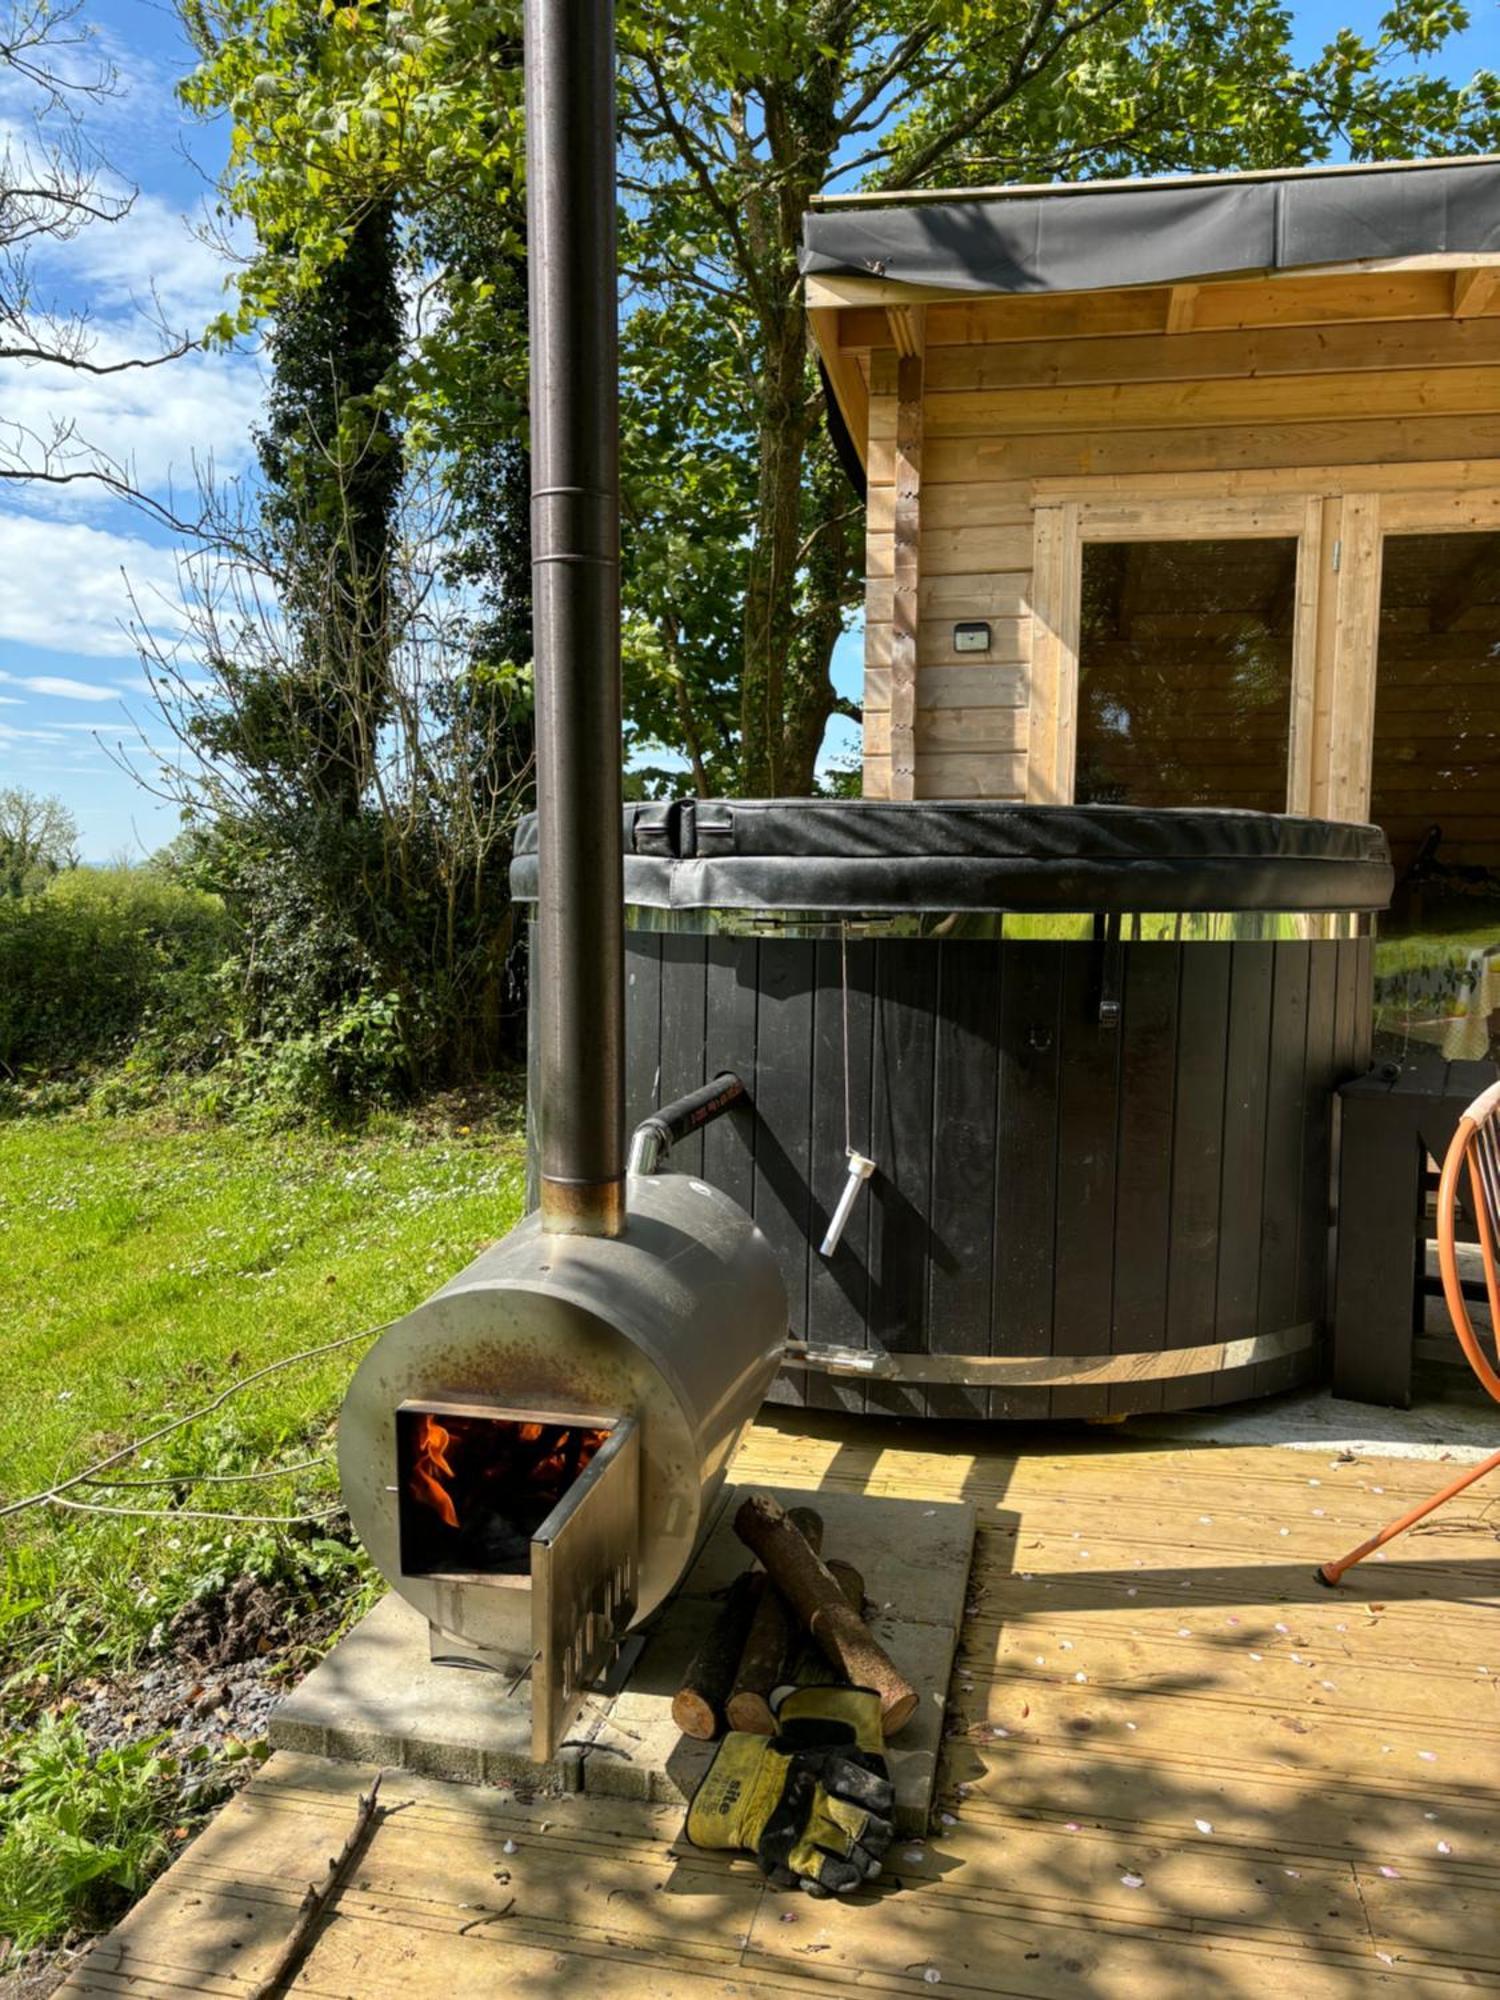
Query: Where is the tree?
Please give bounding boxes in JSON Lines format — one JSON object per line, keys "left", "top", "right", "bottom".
{"left": 179, "top": 0, "right": 1499, "bottom": 803}
{"left": 182, "top": 0, "right": 535, "bottom": 722}
{"left": 0, "top": 787, "right": 78, "bottom": 896}
{"left": 252, "top": 197, "right": 405, "bottom": 809}
{"left": 135, "top": 452, "right": 534, "bottom": 1100}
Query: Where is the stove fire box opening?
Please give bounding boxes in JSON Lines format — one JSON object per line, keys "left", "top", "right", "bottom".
{"left": 397, "top": 1400, "right": 614, "bottom": 1582}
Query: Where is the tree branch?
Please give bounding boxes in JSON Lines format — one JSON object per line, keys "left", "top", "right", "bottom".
{"left": 881, "top": 0, "right": 1132, "bottom": 191}
{"left": 834, "top": 26, "right": 943, "bottom": 139}
{"left": 0, "top": 334, "right": 198, "bottom": 374}
{"left": 632, "top": 47, "right": 760, "bottom": 296}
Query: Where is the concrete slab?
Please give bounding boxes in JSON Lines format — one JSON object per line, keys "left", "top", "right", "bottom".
{"left": 268, "top": 1592, "right": 565, "bottom": 1789}
{"left": 269, "top": 1480, "right": 977, "bottom": 1837}
{"left": 1131, "top": 1383, "right": 1497, "bottom": 1462}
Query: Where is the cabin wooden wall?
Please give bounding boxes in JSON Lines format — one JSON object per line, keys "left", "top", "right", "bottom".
{"left": 847, "top": 269, "right": 1500, "bottom": 805}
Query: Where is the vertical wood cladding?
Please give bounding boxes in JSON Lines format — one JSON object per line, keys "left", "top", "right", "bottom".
{"left": 617, "top": 926, "right": 1369, "bottom": 1419}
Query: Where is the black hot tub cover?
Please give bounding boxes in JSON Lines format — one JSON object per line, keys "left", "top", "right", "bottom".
{"left": 511, "top": 801, "right": 1393, "bottom": 914}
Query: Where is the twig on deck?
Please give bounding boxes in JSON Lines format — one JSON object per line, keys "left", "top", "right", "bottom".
{"left": 246, "top": 1774, "right": 385, "bottom": 1999}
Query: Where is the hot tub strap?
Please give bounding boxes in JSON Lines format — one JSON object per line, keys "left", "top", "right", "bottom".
{"left": 1097, "top": 912, "right": 1124, "bottom": 1028}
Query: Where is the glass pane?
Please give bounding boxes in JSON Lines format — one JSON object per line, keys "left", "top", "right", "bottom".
{"left": 1371, "top": 530, "right": 1500, "bottom": 1061}
{"left": 1075, "top": 538, "right": 1297, "bottom": 810}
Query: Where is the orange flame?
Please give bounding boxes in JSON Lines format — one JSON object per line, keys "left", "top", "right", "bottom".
{"left": 409, "top": 1413, "right": 459, "bottom": 1528}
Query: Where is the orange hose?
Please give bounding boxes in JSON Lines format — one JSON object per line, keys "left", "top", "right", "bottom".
{"left": 1317, "top": 1448, "right": 1500, "bottom": 1586}
{"left": 1317, "top": 1101, "right": 1500, "bottom": 1586}
{"left": 1443, "top": 1128, "right": 1500, "bottom": 1404}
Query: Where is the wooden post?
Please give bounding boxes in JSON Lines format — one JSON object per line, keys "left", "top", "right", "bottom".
{"left": 889, "top": 305, "right": 925, "bottom": 802}
{"left": 1285, "top": 494, "right": 1325, "bottom": 815}
{"left": 1324, "top": 492, "right": 1383, "bottom": 823}
{"left": 1026, "top": 502, "right": 1082, "bottom": 803}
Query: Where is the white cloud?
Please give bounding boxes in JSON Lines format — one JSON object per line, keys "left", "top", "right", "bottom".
{"left": 0, "top": 670, "right": 120, "bottom": 702}
{"left": 0, "top": 513, "right": 186, "bottom": 658}
{"left": 53, "top": 192, "right": 249, "bottom": 333}
{"left": 0, "top": 342, "right": 264, "bottom": 512}
{"left": 0, "top": 723, "right": 66, "bottom": 743}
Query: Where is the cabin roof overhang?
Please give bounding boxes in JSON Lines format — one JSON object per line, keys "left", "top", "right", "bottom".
{"left": 804, "top": 155, "right": 1500, "bottom": 469}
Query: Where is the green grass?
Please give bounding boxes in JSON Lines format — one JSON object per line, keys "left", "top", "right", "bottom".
{"left": 0, "top": 1104, "right": 529, "bottom": 1690}
{"left": 0, "top": 1100, "right": 530, "bottom": 1958}
{"left": 1375, "top": 926, "right": 1490, "bottom": 982}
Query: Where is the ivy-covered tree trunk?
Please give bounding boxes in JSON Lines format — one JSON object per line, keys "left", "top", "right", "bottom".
{"left": 257, "top": 199, "right": 403, "bottom": 810}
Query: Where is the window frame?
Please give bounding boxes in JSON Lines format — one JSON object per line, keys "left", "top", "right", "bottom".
{"left": 1027, "top": 493, "right": 1320, "bottom": 810}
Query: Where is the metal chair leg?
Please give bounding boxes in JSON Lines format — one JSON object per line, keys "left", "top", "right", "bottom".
{"left": 1316, "top": 1448, "right": 1500, "bottom": 1586}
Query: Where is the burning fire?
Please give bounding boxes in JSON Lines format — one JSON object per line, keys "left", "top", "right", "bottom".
{"left": 409, "top": 1414, "right": 459, "bottom": 1528}
{"left": 404, "top": 1413, "right": 611, "bottom": 1553}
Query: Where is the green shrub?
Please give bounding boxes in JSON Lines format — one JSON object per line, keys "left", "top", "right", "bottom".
{"left": 0, "top": 868, "right": 233, "bottom": 1079}
{"left": 0, "top": 1719, "right": 221, "bottom": 1955}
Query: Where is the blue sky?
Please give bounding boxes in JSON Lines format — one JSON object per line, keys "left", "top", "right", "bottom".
{"left": 0, "top": 0, "right": 257, "bottom": 858}
{"left": 0, "top": 1, "right": 1495, "bottom": 856}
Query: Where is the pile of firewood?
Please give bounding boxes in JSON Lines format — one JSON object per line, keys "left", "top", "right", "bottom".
{"left": 672, "top": 1493, "right": 917, "bottom": 1741}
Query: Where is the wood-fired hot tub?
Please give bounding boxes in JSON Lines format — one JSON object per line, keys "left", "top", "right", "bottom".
{"left": 514, "top": 801, "right": 1392, "bottom": 1420}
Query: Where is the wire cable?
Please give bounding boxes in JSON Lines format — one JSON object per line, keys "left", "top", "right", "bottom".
{"left": 45, "top": 1494, "right": 349, "bottom": 1527}
{"left": 0, "top": 1322, "right": 392, "bottom": 1523}
{"left": 78, "top": 1456, "right": 333, "bottom": 1489}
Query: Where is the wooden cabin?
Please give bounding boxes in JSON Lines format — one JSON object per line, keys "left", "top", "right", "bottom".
{"left": 805, "top": 156, "right": 1500, "bottom": 927}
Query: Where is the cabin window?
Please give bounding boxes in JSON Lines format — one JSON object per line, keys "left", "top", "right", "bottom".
{"left": 1370, "top": 530, "right": 1500, "bottom": 1059}
{"left": 1074, "top": 537, "right": 1298, "bottom": 812}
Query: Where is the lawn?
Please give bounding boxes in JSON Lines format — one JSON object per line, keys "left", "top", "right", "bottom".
{"left": 0, "top": 1103, "right": 528, "bottom": 1963}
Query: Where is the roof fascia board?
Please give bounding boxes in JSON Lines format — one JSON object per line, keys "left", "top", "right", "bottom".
{"left": 808, "top": 252, "right": 1500, "bottom": 321}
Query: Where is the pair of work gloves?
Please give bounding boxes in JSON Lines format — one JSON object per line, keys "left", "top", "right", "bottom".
{"left": 686, "top": 1685, "right": 895, "bottom": 1896}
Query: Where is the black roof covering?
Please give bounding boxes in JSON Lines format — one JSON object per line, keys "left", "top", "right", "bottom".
{"left": 800, "top": 157, "right": 1500, "bottom": 297}
{"left": 512, "top": 801, "right": 1393, "bottom": 914}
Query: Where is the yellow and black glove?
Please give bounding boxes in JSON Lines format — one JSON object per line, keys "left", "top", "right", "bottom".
{"left": 686, "top": 1686, "right": 895, "bottom": 1896}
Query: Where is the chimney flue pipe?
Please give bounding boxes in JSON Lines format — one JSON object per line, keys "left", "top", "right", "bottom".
{"left": 524, "top": 0, "right": 626, "bottom": 1236}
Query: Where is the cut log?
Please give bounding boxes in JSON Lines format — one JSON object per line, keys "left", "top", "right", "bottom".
{"left": 726, "top": 1506, "right": 823, "bottom": 1734}
{"left": 671, "top": 1569, "right": 762, "bottom": 1740}
{"left": 788, "top": 1558, "right": 866, "bottom": 1690}
{"left": 733, "top": 1492, "right": 918, "bottom": 1735}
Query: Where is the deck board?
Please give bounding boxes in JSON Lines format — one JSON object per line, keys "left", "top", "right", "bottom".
{"left": 61, "top": 1413, "right": 1500, "bottom": 1997}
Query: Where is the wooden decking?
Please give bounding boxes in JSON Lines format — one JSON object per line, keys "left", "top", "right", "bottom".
{"left": 63, "top": 1412, "right": 1500, "bottom": 1997}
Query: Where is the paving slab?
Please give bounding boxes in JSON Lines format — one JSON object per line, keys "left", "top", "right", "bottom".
{"left": 269, "top": 1480, "right": 977, "bottom": 1835}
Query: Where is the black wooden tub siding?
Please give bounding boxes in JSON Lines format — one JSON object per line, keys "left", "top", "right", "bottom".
{"left": 514, "top": 802, "right": 1392, "bottom": 1422}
